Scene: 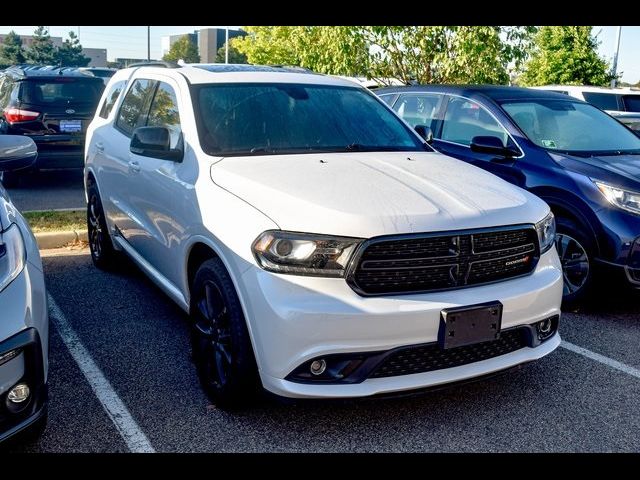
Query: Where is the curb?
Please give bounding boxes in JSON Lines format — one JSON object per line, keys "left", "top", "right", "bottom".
{"left": 35, "top": 230, "right": 88, "bottom": 250}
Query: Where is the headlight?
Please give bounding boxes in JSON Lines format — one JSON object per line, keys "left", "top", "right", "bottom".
{"left": 594, "top": 181, "right": 640, "bottom": 215}
{"left": 252, "top": 230, "right": 363, "bottom": 277}
{"left": 0, "top": 223, "right": 26, "bottom": 293}
{"left": 536, "top": 211, "right": 556, "bottom": 254}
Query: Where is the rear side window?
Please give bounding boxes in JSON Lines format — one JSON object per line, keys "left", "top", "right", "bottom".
{"left": 21, "top": 78, "right": 104, "bottom": 106}
{"left": 622, "top": 95, "right": 640, "bottom": 113}
{"left": 115, "top": 79, "right": 155, "bottom": 136}
{"left": 146, "top": 82, "right": 181, "bottom": 149}
{"left": 394, "top": 93, "right": 442, "bottom": 128}
{"left": 98, "top": 81, "right": 126, "bottom": 119}
{"left": 582, "top": 92, "right": 620, "bottom": 111}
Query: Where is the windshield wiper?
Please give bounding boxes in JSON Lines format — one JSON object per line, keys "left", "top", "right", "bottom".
{"left": 250, "top": 146, "right": 277, "bottom": 154}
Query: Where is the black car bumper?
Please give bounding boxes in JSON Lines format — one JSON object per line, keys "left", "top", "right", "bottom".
{"left": 33, "top": 147, "right": 84, "bottom": 170}
{"left": 0, "top": 328, "right": 48, "bottom": 444}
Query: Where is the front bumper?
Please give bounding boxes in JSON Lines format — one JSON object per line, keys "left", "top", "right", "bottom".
{"left": 238, "top": 248, "right": 563, "bottom": 399}
{"left": 0, "top": 328, "right": 48, "bottom": 443}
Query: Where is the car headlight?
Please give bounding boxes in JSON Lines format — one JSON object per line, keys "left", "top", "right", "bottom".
{"left": 594, "top": 181, "right": 640, "bottom": 215}
{"left": 252, "top": 230, "right": 363, "bottom": 277}
{"left": 0, "top": 223, "right": 26, "bottom": 293}
{"left": 536, "top": 211, "right": 556, "bottom": 254}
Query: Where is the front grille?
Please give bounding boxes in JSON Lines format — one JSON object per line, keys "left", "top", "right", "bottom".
{"left": 370, "top": 328, "right": 527, "bottom": 378}
{"left": 349, "top": 227, "right": 538, "bottom": 295}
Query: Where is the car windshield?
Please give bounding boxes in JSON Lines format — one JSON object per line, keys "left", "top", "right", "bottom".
{"left": 501, "top": 99, "right": 640, "bottom": 155}
{"left": 194, "top": 83, "right": 428, "bottom": 156}
{"left": 22, "top": 78, "right": 104, "bottom": 106}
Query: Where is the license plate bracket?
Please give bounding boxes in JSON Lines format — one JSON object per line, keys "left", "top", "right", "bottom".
{"left": 438, "top": 301, "right": 503, "bottom": 350}
{"left": 60, "top": 119, "right": 82, "bottom": 133}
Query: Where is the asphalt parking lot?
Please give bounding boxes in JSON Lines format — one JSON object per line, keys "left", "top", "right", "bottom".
{"left": 4, "top": 247, "right": 640, "bottom": 453}
{"left": 4, "top": 170, "right": 85, "bottom": 211}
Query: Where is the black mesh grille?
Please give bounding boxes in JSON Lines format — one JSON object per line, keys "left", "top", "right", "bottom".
{"left": 370, "top": 328, "right": 527, "bottom": 378}
{"left": 350, "top": 227, "right": 538, "bottom": 295}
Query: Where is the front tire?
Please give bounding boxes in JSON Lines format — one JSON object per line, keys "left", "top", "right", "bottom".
{"left": 87, "top": 183, "right": 120, "bottom": 270}
{"left": 190, "top": 258, "right": 260, "bottom": 409}
{"left": 555, "top": 217, "right": 595, "bottom": 310}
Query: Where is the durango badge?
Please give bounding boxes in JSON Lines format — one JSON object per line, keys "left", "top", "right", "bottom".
{"left": 505, "top": 256, "right": 530, "bottom": 267}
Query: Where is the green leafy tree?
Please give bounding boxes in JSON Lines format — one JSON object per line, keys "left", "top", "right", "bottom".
{"left": 520, "top": 26, "right": 614, "bottom": 86}
{"left": 56, "top": 31, "right": 90, "bottom": 67}
{"left": 25, "top": 26, "right": 57, "bottom": 65}
{"left": 215, "top": 41, "right": 248, "bottom": 64}
{"left": 0, "top": 31, "right": 25, "bottom": 67}
{"left": 234, "top": 26, "right": 536, "bottom": 85}
{"left": 163, "top": 35, "right": 200, "bottom": 63}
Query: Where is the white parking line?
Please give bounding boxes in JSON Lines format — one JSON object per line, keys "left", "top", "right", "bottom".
{"left": 561, "top": 341, "right": 640, "bottom": 380}
{"left": 48, "top": 294, "right": 156, "bottom": 453}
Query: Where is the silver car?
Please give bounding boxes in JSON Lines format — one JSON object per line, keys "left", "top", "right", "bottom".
{"left": 0, "top": 136, "right": 48, "bottom": 443}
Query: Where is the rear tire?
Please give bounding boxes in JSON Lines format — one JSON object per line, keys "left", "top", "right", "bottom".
{"left": 190, "top": 258, "right": 260, "bottom": 409}
{"left": 555, "top": 216, "right": 596, "bottom": 310}
{"left": 87, "top": 183, "right": 120, "bottom": 270}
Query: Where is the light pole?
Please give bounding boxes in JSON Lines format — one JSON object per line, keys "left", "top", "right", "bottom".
{"left": 225, "top": 27, "right": 229, "bottom": 64}
{"left": 611, "top": 26, "right": 622, "bottom": 88}
{"left": 147, "top": 26, "right": 151, "bottom": 62}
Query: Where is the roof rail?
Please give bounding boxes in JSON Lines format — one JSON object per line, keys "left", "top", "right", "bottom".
{"left": 4, "top": 65, "right": 26, "bottom": 76}
{"left": 127, "top": 61, "right": 180, "bottom": 69}
{"left": 267, "top": 64, "right": 313, "bottom": 73}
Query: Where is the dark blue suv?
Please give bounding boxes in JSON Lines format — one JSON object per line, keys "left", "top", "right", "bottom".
{"left": 377, "top": 85, "right": 640, "bottom": 307}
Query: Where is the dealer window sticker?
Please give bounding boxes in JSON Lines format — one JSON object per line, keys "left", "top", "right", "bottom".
{"left": 541, "top": 139, "right": 557, "bottom": 148}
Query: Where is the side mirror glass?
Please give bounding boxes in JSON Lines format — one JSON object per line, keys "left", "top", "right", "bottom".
{"left": 414, "top": 125, "right": 433, "bottom": 144}
{"left": 130, "top": 126, "right": 183, "bottom": 162}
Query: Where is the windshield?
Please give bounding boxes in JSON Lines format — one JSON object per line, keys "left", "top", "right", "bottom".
{"left": 194, "top": 83, "right": 427, "bottom": 156}
{"left": 501, "top": 99, "right": 640, "bottom": 154}
{"left": 22, "top": 78, "right": 104, "bottom": 106}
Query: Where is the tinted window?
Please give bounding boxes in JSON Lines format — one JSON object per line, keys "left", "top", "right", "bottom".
{"left": 622, "top": 95, "right": 640, "bottom": 113}
{"left": 147, "top": 82, "right": 181, "bottom": 149}
{"left": 98, "top": 81, "right": 125, "bottom": 119}
{"left": 378, "top": 94, "right": 397, "bottom": 106}
{"left": 440, "top": 97, "right": 508, "bottom": 146}
{"left": 394, "top": 93, "right": 442, "bottom": 128}
{"left": 115, "top": 79, "right": 155, "bottom": 136}
{"left": 502, "top": 100, "right": 640, "bottom": 153}
{"left": 0, "top": 77, "right": 11, "bottom": 106}
{"left": 21, "top": 78, "right": 103, "bottom": 106}
{"left": 582, "top": 92, "right": 620, "bottom": 111}
{"left": 195, "top": 83, "right": 426, "bottom": 156}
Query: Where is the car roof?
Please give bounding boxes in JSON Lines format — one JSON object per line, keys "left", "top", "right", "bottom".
{"left": 123, "top": 63, "right": 362, "bottom": 87}
{"left": 375, "top": 84, "right": 578, "bottom": 102}
{"left": 3, "top": 65, "right": 104, "bottom": 80}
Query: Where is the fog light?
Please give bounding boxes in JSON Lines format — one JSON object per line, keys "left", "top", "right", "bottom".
{"left": 536, "top": 315, "right": 558, "bottom": 341}
{"left": 0, "top": 348, "right": 21, "bottom": 367}
{"left": 310, "top": 359, "right": 327, "bottom": 376}
{"left": 7, "top": 383, "right": 30, "bottom": 404}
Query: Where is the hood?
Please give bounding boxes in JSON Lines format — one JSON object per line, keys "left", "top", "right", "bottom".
{"left": 210, "top": 151, "right": 550, "bottom": 238}
{"left": 550, "top": 152, "right": 640, "bottom": 192}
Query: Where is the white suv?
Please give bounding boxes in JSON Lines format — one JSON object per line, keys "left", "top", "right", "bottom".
{"left": 85, "top": 64, "right": 563, "bottom": 407}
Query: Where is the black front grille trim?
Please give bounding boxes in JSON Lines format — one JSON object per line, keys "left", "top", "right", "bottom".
{"left": 346, "top": 224, "right": 539, "bottom": 297}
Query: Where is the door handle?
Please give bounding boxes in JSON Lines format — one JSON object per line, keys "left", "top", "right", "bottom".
{"left": 128, "top": 160, "right": 141, "bottom": 173}
{"left": 95, "top": 142, "right": 104, "bottom": 152}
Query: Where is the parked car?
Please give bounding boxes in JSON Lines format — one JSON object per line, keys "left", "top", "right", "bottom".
{"left": 532, "top": 85, "right": 640, "bottom": 132}
{"left": 377, "top": 84, "right": 640, "bottom": 306}
{"left": 85, "top": 64, "right": 562, "bottom": 407}
{"left": 0, "top": 65, "right": 105, "bottom": 187}
{"left": 0, "top": 135, "right": 49, "bottom": 443}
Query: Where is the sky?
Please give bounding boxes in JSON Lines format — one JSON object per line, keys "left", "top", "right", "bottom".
{"left": 1, "top": 26, "right": 638, "bottom": 83}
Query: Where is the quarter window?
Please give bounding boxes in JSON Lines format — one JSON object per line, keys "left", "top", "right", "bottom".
{"left": 146, "top": 82, "right": 182, "bottom": 149}
{"left": 98, "top": 81, "right": 126, "bottom": 119}
{"left": 582, "top": 92, "right": 620, "bottom": 111}
{"left": 115, "top": 79, "right": 155, "bottom": 136}
{"left": 440, "top": 97, "right": 509, "bottom": 146}
{"left": 394, "top": 94, "right": 442, "bottom": 128}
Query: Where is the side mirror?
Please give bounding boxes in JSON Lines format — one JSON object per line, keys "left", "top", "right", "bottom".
{"left": 470, "top": 135, "right": 519, "bottom": 158}
{"left": 130, "top": 126, "right": 183, "bottom": 162}
{"left": 414, "top": 125, "right": 433, "bottom": 144}
{"left": 0, "top": 135, "right": 37, "bottom": 172}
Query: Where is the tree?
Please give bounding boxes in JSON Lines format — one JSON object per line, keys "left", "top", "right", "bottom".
{"left": 214, "top": 41, "right": 248, "bottom": 64}
{"left": 25, "top": 26, "right": 57, "bottom": 65}
{"left": 163, "top": 35, "right": 199, "bottom": 63}
{"left": 56, "top": 31, "right": 90, "bottom": 67}
{"left": 520, "top": 26, "right": 614, "bottom": 86}
{"left": 233, "top": 26, "right": 536, "bottom": 85}
{"left": 0, "top": 31, "right": 25, "bottom": 67}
